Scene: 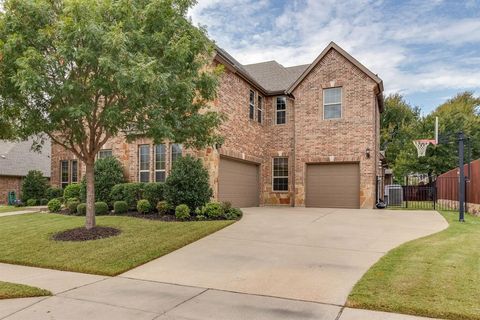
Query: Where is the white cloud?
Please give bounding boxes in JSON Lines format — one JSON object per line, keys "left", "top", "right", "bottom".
{"left": 189, "top": 0, "right": 480, "bottom": 105}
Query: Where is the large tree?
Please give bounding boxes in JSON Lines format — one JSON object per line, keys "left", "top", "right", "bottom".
{"left": 0, "top": 0, "right": 223, "bottom": 229}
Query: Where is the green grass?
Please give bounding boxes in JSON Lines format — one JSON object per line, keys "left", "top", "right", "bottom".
{"left": 0, "top": 206, "right": 29, "bottom": 213}
{"left": 0, "top": 281, "right": 51, "bottom": 299}
{"left": 0, "top": 213, "right": 234, "bottom": 276}
{"left": 347, "top": 210, "right": 480, "bottom": 320}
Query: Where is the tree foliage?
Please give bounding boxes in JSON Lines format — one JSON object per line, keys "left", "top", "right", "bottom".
{"left": 0, "top": 0, "right": 223, "bottom": 228}
{"left": 382, "top": 92, "right": 480, "bottom": 179}
{"left": 21, "top": 170, "right": 48, "bottom": 201}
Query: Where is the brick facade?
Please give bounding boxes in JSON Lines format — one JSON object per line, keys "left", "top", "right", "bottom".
{"left": 50, "top": 43, "right": 383, "bottom": 209}
{"left": 0, "top": 175, "right": 22, "bottom": 204}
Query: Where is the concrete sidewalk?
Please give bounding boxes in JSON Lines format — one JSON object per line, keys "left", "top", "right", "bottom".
{"left": 0, "top": 206, "right": 46, "bottom": 217}
{"left": 0, "top": 276, "right": 439, "bottom": 319}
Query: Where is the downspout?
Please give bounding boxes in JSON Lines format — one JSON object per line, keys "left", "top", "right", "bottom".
{"left": 291, "top": 94, "right": 296, "bottom": 207}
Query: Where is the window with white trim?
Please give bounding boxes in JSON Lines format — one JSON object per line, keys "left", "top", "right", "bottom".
{"left": 98, "top": 149, "right": 113, "bottom": 159}
{"left": 273, "top": 157, "right": 288, "bottom": 191}
{"left": 249, "top": 90, "right": 255, "bottom": 120}
{"left": 138, "top": 144, "right": 150, "bottom": 182}
{"left": 155, "top": 144, "right": 166, "bottom": 182}
{"left": 171, "top": 144, "right": 182, "bottom": 168}
{"left": 257, "top": 95, "right": 263, "bottom": 123}
{"left": 276, "top": 97, "right": 286, "bottom": 124}
{"left": 60, "top": 160, "right": 69, "bottom": 189}
{"left": 71, "top": 160, "right": 78, "bottom": 183}
{"left": 323, "top": 87, "right": 342, "bottom": 119}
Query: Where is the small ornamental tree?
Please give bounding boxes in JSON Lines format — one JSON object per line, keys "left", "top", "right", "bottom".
{"left": 21, "top": 170, "right": 48, "bottom": 201}
{"left": 0, "top": 0, "right": 223, "bottom": 229}
{"left": 164, "top": 155, "right": 212, "bottom": 210}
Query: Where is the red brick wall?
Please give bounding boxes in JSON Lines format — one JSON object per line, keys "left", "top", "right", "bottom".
{"left": 0, "top": 175, "right": 22, "bottom": 204}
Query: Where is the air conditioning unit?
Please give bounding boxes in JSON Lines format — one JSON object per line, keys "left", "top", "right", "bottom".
{"left": 385, "top": 184, "right": 403, "bottom": 206}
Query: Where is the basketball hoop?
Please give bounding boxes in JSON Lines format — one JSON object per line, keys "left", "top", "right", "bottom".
{"left": 413, "top": 139, "right": 436, "bottom": 157}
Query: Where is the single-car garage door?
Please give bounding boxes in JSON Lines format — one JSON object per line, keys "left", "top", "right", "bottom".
{"left": 306, "top": 163, "right": 360, "bottom": 208}
{"left": 218, "top": 157, "right": 259, "bottom": 208}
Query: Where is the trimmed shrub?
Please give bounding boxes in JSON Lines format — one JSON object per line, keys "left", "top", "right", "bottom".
{"left": 110, "top": 183, "right": 144, "bottom": 209}
{"left": 202, "top": 202, "right": 224, "bottom": 219}
{"left": 113, "top": 201, "right": 129, "bottom": 214}
{"left": 164, "top": 155, "right": 212, "bottom": 210}
{"left": 39, "top": 198, "right": 49, "bottom": 205}
{"left": 225, "top": 208, "right": 243, "bottom": 220}
{"left": 66, "top": 199, "right": 80, "bottom": 214}
{"left": 196, "top": 214, "right": 206, "bottom": 221}
{"left": 144, "top": 183, "right": 164, "bottom": 207}
{"left": 22, "top": 170, "right": 48, "bottom": 201}
{"left": 95, "top": 202, "right": 109, "bottom": 215}
{"left": 45, "top": 187, "right": 63, "bottom": 200}
{"left": 137, "top": 199, "right": 151, "bottom": 214}
{"left": 221, "top": 201, "right": 232, "bottom": 212}
{"left": 175, "top": 204, "right": 190, "bottom": 221}
{"left": 47, "top": 199, "right": 61, "bottom": 213}
{"left": 77, "top": 203, "right": 87, "bottom": 215}
{"left": 63, "top": 183, "right": 81, "bottom": 200}
{"left": 79, "top": 156, "right": 125, "bottom": 203}
{"left": 26, "top": 199, "right": 37, "bottom": 206}
{"left": 156, "top": 201, "right": 170, "bottom": 215}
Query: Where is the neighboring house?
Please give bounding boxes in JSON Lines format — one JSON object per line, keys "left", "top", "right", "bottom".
{"left": 50, "top": 42, "right": 384, "bottom": 209}
{"left": 0, "top": 138, "right": 51, "bottom": 204}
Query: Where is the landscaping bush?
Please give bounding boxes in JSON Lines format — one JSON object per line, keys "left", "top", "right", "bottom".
{"left": 22, "top": 170, "right": 48, "bottom": 201}
{"left": 224, "top": 207, "right": 243, "bottom": 220}
{"left": 39, "top": 198, "right": 48, "bottom": 205}
{"left": 76, "top": 203, "right": 87, "bottom": 215}
{"left": 144, "top": 183, "right": 164, "bottom": 206}
{"left": 175, "top": 204, "right": 190, "bottom": 221}
{"left": 66, "top": 199, "right": 80, "bottom": 214}
{"left": 113, "top": 201, "right": 129, "bottom": 214}
{"left": 221, "top": 201, "right": 232, "bottom": 212}
{"left": 79, "top": 156, "right": 125, "bottom": 203}
{"left": 47, "top": 199, "right": 61, "bottom": 213}
{"left": 63, "top": 183, "right": 81, "bottom": 200}
{"left": 95, "top": 202, "right": 109, "bottom": 215}
{"left": 156, "top": 201, "right": 170, "bottom": 215}
{"left": 164, "top": 155, "right": 212, "bottom": 210}
{"left": 110, "top": 183, "right": 144, "bottom": 209}
{"left": 196, "top": 214, "right": 206, "bottom": 221}
{"left": 137, "top": 199, "right": 151, "bottom": 214}
{"left": 202, "top": 202, "right": 224, "bottom": 219}
{"left": 45, "top": 187, "right": 63, "bottom": 200}
{"left": 26, "top": 199, "right": 37, "bottom": 206}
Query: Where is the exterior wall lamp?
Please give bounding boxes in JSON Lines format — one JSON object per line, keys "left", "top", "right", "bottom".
{"left": 366, "top": 148, "right": 371, "bottom": 159}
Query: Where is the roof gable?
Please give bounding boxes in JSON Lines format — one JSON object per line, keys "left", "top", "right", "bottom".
{"left": 0, "top": 138, "right": 51, "bottom": 177}
{"left": 286, "top": 42, "right": 383, "bottom": 94}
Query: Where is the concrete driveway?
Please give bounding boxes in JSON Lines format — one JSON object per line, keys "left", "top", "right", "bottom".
{"left": 123, "top": 207, "right": 447, "bottom": 306}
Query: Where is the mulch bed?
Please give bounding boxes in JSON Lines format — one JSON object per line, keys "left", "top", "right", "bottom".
{"left": 52, "top": 226, "right": 121, "bottom": 242}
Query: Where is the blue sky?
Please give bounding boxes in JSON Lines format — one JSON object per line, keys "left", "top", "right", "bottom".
{"left": 189, "top": 0, "right": 480, "bottom": 114}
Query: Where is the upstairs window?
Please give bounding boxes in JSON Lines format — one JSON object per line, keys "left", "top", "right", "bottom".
{"left": 171, "top": 144, "right": 182, "bottom": 168}
{"left": 155, "top": 144, "right": 166, "bottom": 182}
{"left": 323, "top": 87, "right": 342, "bottom": 119}
{"left": 139, "top": 144, "right": 150, "bottom": 182}
{"left": 257, "top": 95, "right": 263, "bottom": 124}
{"left": 273, "top": 157, "right": 288, "bottom": 191}
{"left": 98, "top": 149, "right": 113, "bottom": 159}
{"left": 276, "top": 97, "right": 286, "bottom": 125}
{"left": 249, "top": 90, "right": 255, "bottom": 120}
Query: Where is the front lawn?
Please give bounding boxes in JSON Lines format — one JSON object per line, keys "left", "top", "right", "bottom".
{"left": 0, "top": 281, "right": 51, "bottom": 299}
{"left": 347, "top": 210, "right": 480, "bottom": 320}
{"left": 0, "top": 213, "right": 234, "bottom": 276}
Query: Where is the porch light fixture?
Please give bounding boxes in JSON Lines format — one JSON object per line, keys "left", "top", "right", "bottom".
{"left": 365, "top": 148, "right": 371, "bottom": 159}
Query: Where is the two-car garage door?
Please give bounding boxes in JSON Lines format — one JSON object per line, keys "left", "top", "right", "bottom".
{"left": 306, "top": 163, "right": 360, "bottom": 208}
{"left": 218, "top": 157, "right": 259, "bottom": 208}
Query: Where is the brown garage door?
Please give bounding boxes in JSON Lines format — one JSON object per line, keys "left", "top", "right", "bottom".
{"left": 306, "top": 163, "right": 360, "bottom": 208}
{"left": 219, "top": 157, "right": 259, "bottom": 208}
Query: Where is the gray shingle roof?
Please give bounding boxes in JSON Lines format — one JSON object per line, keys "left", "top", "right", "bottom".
{"left": 0, "top": 138, "right": 51, "bottom": 177}
{"left": 243, "top": 61, "right": 309, "bottom": 93}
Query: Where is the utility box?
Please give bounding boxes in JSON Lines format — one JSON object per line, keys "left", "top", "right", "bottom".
{"left": 385, "top": 185, "right": 403, "bottom": 206}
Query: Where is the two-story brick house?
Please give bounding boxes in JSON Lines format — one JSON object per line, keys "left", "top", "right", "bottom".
{"left": 51, "top": 42, "right": 384, "bottom": 209}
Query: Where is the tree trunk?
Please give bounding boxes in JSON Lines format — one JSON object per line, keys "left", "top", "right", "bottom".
{"left": 85, "top": 159, "right": 96, "bottom": 229}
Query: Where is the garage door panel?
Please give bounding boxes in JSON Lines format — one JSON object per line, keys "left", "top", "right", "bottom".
{"left": 306, "top": 163, "right": 360, "bottom": 208}
{"left": 219, "top": 158, "right": 259, "bottom": 208}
